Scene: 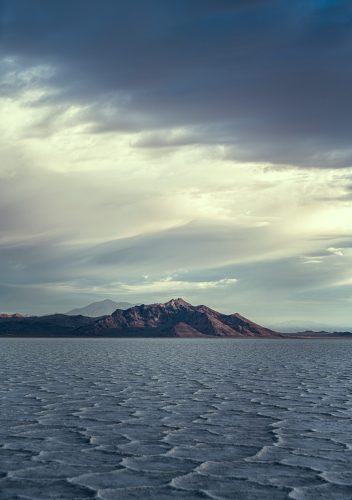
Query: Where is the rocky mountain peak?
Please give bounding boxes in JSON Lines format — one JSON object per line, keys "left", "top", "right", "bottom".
{"left": 81, "top": 298, "right": 279, "bottom": 338}
{"left": 165, "top": 298, "right": 192, "bottom": 308}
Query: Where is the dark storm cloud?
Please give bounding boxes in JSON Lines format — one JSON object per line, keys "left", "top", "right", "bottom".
{"left": 1, "top": 0, "right": 352, "bottom": 167}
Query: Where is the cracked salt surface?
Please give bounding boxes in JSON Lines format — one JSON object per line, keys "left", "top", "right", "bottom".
{"left": 0, "top": 338, "right": 352, "bottom": 499}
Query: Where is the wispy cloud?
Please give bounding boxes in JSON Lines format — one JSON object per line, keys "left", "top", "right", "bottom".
{"left": 118, "top": 277, "right": 239, "bottom": 294}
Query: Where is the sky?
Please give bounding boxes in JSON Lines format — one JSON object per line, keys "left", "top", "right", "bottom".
{"left": 0, "top": 0, "right": 352, "bottom": 325}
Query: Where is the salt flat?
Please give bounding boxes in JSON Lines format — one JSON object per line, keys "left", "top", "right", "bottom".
{"left": 0, "top": 338, "right": 351, "bottom": 499}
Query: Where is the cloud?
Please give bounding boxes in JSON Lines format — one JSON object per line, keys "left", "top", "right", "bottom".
{"left": 327, "top": 246, "right": 344, "bottom": 256}
{"left": 1, "top": 0, "right": 352, "bottom": 167}
{"left": 116, "top": 277, "right": 238, "bottom": 294}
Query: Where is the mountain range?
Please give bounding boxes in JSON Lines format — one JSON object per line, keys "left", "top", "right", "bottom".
{"left": 76, "top": 298, "right": 279, "bottom": 337}
{"left": 1, "top": 299, "right": 351, "bottom": 338}
{"left": 0, "top": 298, "right": 279, "bottom": 338}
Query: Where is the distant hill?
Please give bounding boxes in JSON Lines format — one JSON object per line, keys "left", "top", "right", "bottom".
{"left": 76, "top": 298, "right": 280, "bottom": 338}
{"left": 281, "top": 330, "right": 352, "bottom": 338}
{"left": 270, "top": 320, "right": 352, "bottom": 334}
{"left": 0, "top": 313, "right": 23, "bottom": 319}
{"left": 66, "top": 299, "right": 135, "bottom": 317}
{"left": 0, "top": 314, "right": 96, "bottom": 336}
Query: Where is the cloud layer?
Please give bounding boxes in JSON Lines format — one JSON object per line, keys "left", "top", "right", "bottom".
{"left": 2, "top": 0, "right": 352, "bottom": 166}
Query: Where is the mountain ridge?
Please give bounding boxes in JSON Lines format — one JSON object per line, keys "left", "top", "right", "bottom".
{"left": 0, "top": 314, "right": 96, "bottom": 336}
{"left": 1, "top": 298, "right": 350, "bottom": 338}
{"left": 77, "top": 298, "right": 280, "bottom": 338}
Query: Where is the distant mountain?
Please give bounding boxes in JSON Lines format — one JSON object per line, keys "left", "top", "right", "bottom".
{"left": 76, "top": 298, "right": 280, "bottom": 338}
{"left": 0, "top": 314, "right": 96, "bottom": 337}
{"left": 270, "top": 320, "right": 352, "bottom": 334}
{"left": 66, "top": 299, "right": 135, "bottom": 317}
{"left": 282, "top": 330, "right": 352, "bottom": 338}
{"left": 0, "top": 313, "right": 23, "bottom": 319}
